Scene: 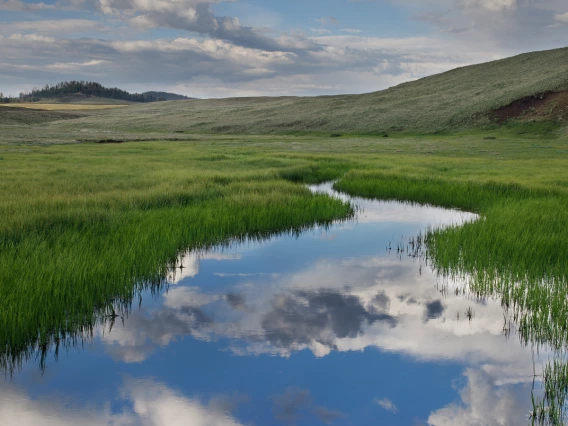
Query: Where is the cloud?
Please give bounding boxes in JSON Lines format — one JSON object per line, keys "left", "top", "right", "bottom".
{"left": 376, "top": 398, "right": 399, "bottom": 414}
{"left": 314, "top": 16, "right": 340, "bottom": 26}
{"left": 425, "top": 300, "right": 445, "bottom": 320}
{"left": 555, "top": 12, "right": 568, "bottom": 23}
{"left": 314, "top": 406, "right": 345, "bottom": 424}
{"left": 88, "top": 0, "right": 319, "bottom": 53}
{"left": 0, "top": 0, "right": 54, "bottom": 11}
{"left": 261, "top": 289, "right": 397, "bottom": 351}
{"left": 410, "top": 0, "right": 568, "bottom": 51}
{"left": 167, "top": 250, "right": 242, "bottom": 284}
{"left": 0, "top": 379, "right": 245, "bottom": 426}
{"left": 428, "top": 369, "right": 531, "bottom": 425}
{"left": 271, "top": 388, "right": 344, "bottom": 425}
{"left": 225, "top": 293, "right": 247, "bottom": 311}
{"left": 458, "top": 0, "right": 517, "bottom": 12}
{"left": 0, "top": 19, "right": 107, "bottom": 36}
{"left": 0, "top": 28, "right": 507, "bottom": 97}
{"left": 310, "top": 28, "right": 332, "bottom": 34}
{"left": 272, "top": 388, "right": 311, "bottom": 423}
{"left": 1, "top": 0, "right": 568, "bottom": 96}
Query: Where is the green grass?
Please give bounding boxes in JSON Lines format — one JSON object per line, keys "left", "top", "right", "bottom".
{"left": 0, "top": 142, "right": 354, "bottom": 372}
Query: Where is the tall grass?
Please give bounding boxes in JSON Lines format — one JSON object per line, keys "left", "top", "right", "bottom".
{"left": 335, "top": 170, "right": 568, "bottom": 424}
{"left": 0, "top": 143, "right": 352, "bottom": 372}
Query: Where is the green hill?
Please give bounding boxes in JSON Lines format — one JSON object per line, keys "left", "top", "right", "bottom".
{"left": 63, "top": 46, "right": 568, "bottom": 135}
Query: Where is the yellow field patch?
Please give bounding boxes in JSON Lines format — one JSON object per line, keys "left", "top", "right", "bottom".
{"left": 0, "top": 103, "right": 128, "bottom": 111}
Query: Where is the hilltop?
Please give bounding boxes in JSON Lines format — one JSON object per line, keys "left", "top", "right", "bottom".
{"left": 51, "top": 46, "right": 568, "bottom": 136}
{"left": 0, "top": 81, "right": 193, "bottom": 104}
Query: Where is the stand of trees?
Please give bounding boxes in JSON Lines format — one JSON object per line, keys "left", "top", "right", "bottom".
{"left": 0, "top": 82, "right": 192, "bottom": 103}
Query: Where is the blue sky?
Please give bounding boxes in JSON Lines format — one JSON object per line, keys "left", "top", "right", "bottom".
{"left": 1, "top": 0, "right": 568, "bottom": 97}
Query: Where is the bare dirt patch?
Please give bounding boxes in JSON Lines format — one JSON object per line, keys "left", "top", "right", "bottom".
{"left": 492, "top": 91, "right": 568, "bottom": 123}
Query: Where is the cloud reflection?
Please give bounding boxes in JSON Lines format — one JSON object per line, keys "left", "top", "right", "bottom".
{"left": 0, "top": 379, "right": 245, "bottom": 426}
{"left": 97, "top": 192, "right": 537, "bottom": 424}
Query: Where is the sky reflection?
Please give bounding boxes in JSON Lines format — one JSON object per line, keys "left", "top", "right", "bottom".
{"left": 3, "top": 184, "right": 540, "bottom": 425}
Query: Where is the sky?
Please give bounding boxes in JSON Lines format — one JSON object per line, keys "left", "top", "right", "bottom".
{"left": 1, "top": 0, "right": 568, "bottom": 98}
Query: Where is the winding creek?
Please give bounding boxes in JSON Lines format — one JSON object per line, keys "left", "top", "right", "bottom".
{"left": 1, "top": 183, "right": 552, "bottom": 425}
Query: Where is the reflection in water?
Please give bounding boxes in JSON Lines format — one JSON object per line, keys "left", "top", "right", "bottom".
{"left": 2, "top": 183, "right": 557, "bottom": 425}
{"left": 0, "top": 379, "right": 246, "bottom": 426}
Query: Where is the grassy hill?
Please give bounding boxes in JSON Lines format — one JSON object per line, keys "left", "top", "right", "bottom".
{"left": 55, "top": 46, "right": 568, "bottom": 135}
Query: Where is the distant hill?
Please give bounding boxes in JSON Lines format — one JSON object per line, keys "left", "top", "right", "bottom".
{"left": 0, "top": 81, "right": 193, "bottom": 104}
{"left": 62, "top": 46, "right": 568, "bottom": 135}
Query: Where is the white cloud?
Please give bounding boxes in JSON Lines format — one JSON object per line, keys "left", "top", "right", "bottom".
{"left": 0, "top": 0, "right": 54, "bottom": 11}
{"left": 0, "top": 379, "right": 245, "bottom": 426}
{"left": 555, "top": 12, "right": 568, "bottom": 23}
{"left": 428, "top": 369, "right": 531, "bottom": 426}
{"left": 376, "top": 398, "right": 399, "bottom": 413}
{"left": 1, "top": 0, "right": 567, "bottom": 96}
{"left": 458, "top": 0, "right": 518, "bottom": 12}
{"left": 45, "top": 60, "right": 109, "bottom": 70}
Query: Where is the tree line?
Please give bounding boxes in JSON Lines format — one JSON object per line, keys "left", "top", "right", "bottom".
{"left": 0, "top": 81, "right": 192, "bottom": 103}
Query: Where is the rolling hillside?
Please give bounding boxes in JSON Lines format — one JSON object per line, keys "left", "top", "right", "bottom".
{"left": 55, "top": 46, "right": 567, "bottom": 135}
{"left": 2, "top": 46, "right": 567, "bottom": 137}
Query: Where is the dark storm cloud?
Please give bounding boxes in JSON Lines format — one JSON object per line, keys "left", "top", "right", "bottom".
{"left": 261, "top": 290, "right": 397, "bottom": 349}
{"left": 425, "top": 300, "right": 445, "bottom": 320}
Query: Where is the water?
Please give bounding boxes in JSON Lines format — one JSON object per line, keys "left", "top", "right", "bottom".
{"left": 1, "top": 184, "right": 545, "bottom": 425}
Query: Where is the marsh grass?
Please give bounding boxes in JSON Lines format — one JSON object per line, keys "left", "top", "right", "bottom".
{"left": 335, "top": 168, "right": 568, "bottom": 424}
{"left": 0, "top": 142, "right": 353, "bottom": 372}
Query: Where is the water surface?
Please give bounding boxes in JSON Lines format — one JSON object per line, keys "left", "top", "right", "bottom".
{"left": 2, "top": 184, "right": 544, "bottom": 425}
